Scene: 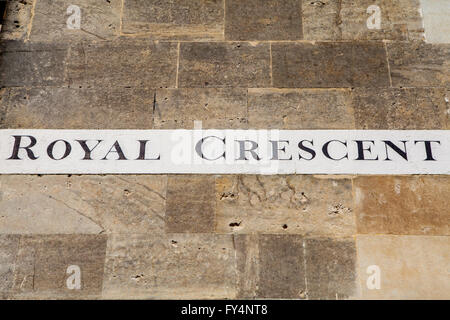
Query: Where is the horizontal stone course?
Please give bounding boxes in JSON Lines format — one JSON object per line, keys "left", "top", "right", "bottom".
{"left": 216, "top": 175, "right": 355, "bottom": 236}
{"left": 122, "top": 0, "right": 224, "bottom": 40}
{"left": 387, "top": 42, "right": 450, "bottom": 88}
{"left": 357, "top": 235, "right": 450, "bottom": 299}
{"left": 225, "top": 0, "right": 302, "bottom": 41}
{"left": 0, "top": 87, "right": 154, "bottom": 129}
{"left": 354, "top": 176, "right": 450, "bottom": 236}
{"left": 29, "top": 0, "right": 121, "bottom": 42}
{"left": 154, "top": 88, "right": 248, "bottom": 129}
{"left": 0, "top": 175, "right": 167, "bottom": 235}
{"left": 248, "top": 88, "right": 355, "bottom": 129}
{"left": 66, "top": 40, "right": 178, "bottom": 88}
{"left": 271, "top": 42, "right": 390, "bottom": 88}
{"left": 352, "top": 87, "right": 448, "bottom": 129}
{"left": 0, "top": 41, "right": 68, "bottom": 87}
{"left": 0, "top": 234, "right": 107, "bottom": 299}
{"left": 178, "top": 42, "right": 271, "bottom": 88}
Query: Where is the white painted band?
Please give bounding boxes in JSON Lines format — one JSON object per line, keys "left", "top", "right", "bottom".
{"left": 0, "top": 130, "right": 448, "bottom": 175}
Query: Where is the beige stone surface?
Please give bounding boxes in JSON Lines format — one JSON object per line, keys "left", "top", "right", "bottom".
{"left": 340, "top": 0, "right": 424, "bottom": 41}
{"left": 0, "top": 41, "right": 68, "bottom": 87}
{"left": 29, "top": 0, "right": 121, "bottom": 42}
{"left": 67, "top": 40, "right": 178, "bottom": 88}
{"left": 302, "top": 0, "right": 423, "bottom": 41}
{"left": 154, "top": 88, "right": 248, "bottom": 129}
{"left": 354, "top": 176, "right": 450, "bottom": 236}
{"left": 179, "top": 42, "right": 271, "bottom": 88}
{"left": 387, "top": 42, "right": 450, "bottom": 88}
{"left": 166, "top": 176, "right": 215, "bottom": 233}
{"left": 1, "top": 87, "right": 154, "bottom": 129}
{"left": 357, "top": 235, "right": 450, "bottom": 299}
{"left": 216, "top": 175, "right": 355, "bottom": 236}
{"left": 0, "top": 175, "right": 167, "bottom": 235}
{"left": 302, "top": 0, "right": 341, "bottom": 41}
{"left": 102, "top": 234, "right": 237, "bottom": 299}
{"left": 305, "top": 238, "right": 357, "bottom": 299}
{"left": 225, "top": 0, "right": 302, "bottom": 40}
{"left": 0, "top": 235, "right": 20, "bottom": 299}
{"left": 4, "top": 234, "right": 107, "bottom": 299}
{"left": 122, "top": 0, "right": 224, "bottom": 40}
{"left": 272, "top": 42, "right": 390, "bottom": 88}
{"left": 352, "top": 87, "right": 448, "bottom": 129}
{"left": 248, "top": 88, "right": 355, "bottom": 129}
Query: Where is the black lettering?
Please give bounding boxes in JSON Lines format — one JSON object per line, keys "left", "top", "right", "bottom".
{"left": 76, "top": 140, "right": 102, "bottom": 160}
{"left": 47, "top": 140, "right": 72, "bottom": 160}
{"left": 355, "top": 140, "right": 378, "bottom": 161}
{"left": 236, "top": 140, "right": 261, "bottom": 161}
{"left": 414, "top": 140, "right": 441, "bottom": 161}
{"left": 298, "top": 140, "right": 316, "bottom": 160}
{"left": 383, "top": 140, "right": 408, "bottom": 161}
{"left": 270, "top": 140, "right": 292, "bottom": 160}
{"left": 136, "top": 140, "right": 160, "bottom": 160}
{"left": 322, "top": 140, "right": 348, "bottom": 161}
{"left": 195, "top": 136, "right": 225, "bottom": 161}
{"left": 102, "top": 141, "right": 127, "bottom": 160}
{"left": 7, "top": 135, "right": 39, "bottom": 160}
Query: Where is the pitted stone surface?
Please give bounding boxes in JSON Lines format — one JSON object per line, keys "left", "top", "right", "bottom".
{"left": 29, "top": 0, "right": 121, "bottom": 42}
{"left": 0, "top": 175, "right": 167, "bottom": 235}
{"left": 216, "top": 175, "right": 355, "bottom": 236}
{"left": 1, "top": 87, "right": 154, "bottom": 129}
{"left": 122, "top": 0, "right": 224, "bottom": 40}
{"left": 2, "top": 235, "right": 107, "bottom": 299}
{"left": 271, "top": 42, "right": 390, "bottom": 88}
{"left": 179, "top": 42, "right": 271, "bottom": 88}
{"left": 225, "top": 0, "right": 302, "bottom": 41}
{"left": 154, "top": 88, "right": 248, "bottom": 129}
{"left": 354, "top": 176, "right": 450, "bottom": 236}
{"left": 67, "top": 40, "right": 178, "bottom": 88}
{"left": 248, "top": 88, "right": 355, "bottom": 129}
{"left": 103, "top": 234, "right": 237, "bottom": 299}
{"left": 352, "top": 87, "right": 448, "bottom": 129}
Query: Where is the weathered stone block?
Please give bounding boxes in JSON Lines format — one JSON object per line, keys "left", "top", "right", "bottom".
{"left": 248, "top": 88, "right": 355, "bottom": 129}
{"left": 67, "top": 40, "right": 178, "bottom": 88}
{"left": 154, "top": 88, "right": 247, "bottom": 129}
{"left": 305, "top": 238, "right": 357, "bottom": 300}
{"left": 352, "top": 87, "right": 448, "bottom": 129}
{"left": 122, "top": 0, "right": 224, "bottom": 40}
{"left": 216, "top": 175, "right": 355, "bottom": 236}
{"left": 0, "top": 41, "right": 67, "bottom": 87}
{"left": 0, "top": 235, "right": 20, "bottom": 299}
{"left": 179, "top": 42, "right": 271, "bottom": 88}
{"left": 102, "top": 234, "right": 237, "bottom": 299}
{"left": 301, "top": 0, "right": 341, "bottom": 40}
{"left": 302, "top": 0, "right": 423, "bottom": 41}
{"left": 387, "top": 42, "right": 450, "bottom": 87}
{"left": 225, "top": 0, "right": 302, "bottom": 40}
{"left": 29, "top": 0, "right": 121, "bottom": 42}
{"left": 354, "top": 176, "right": 450, "bottom": 236}
{"left": 357, "top": 235, "right": 450, "bottom": 299}
{"left": 0, "top": 0, "right": 34, "bottom": 40}
{"left": 1, "top": 87, "right": 154, "bottom": 129}
{"left": 165, "top": 176, "right": 215, "bottom": 233}
{"left": 0, "top": 175, "right": 167, "bottom": 235}
{"left": 257, "top": 235, "right": 306, "bottom": 299}
{"left": 340, "top": 0, "right": 424, "bottom": 41}
{"left": 5, "top": 235, "right": 107, "bottom": 299}
{"left": 271, "top": 42, "right": 390, "bottom": 88}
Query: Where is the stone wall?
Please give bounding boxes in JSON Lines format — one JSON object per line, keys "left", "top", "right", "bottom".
{"left": 0, "top": 0, "right": 449, "bottom": 299}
